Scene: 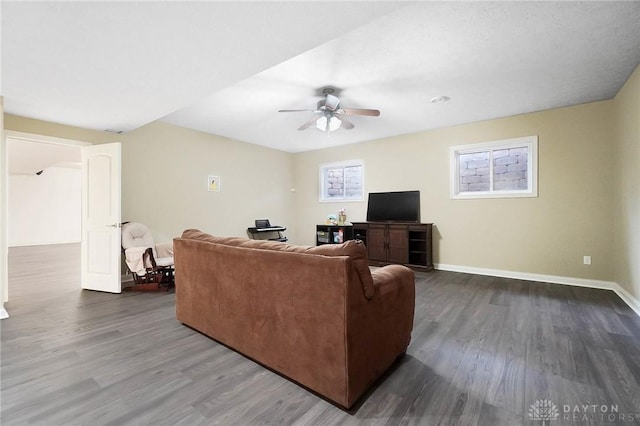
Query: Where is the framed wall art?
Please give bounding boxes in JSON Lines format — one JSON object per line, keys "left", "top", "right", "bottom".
{"left": 208, "top": 175, "right": 220, "bottom": 192}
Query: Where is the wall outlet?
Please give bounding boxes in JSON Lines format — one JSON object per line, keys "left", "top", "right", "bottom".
{"left": 583, "top": 256, "right": 592, "bottom": 265}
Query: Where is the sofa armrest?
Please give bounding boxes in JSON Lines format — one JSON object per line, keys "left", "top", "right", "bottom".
{"left": 372, "top": 264, "right": 415, "bottom": 297}
{"left": 345, "top": 264, "right": 415, "bottom": 406}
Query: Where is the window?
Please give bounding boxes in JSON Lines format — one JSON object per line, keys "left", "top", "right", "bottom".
{"left": 450, "top": 136, "right": 538, "bottom": 199}
{"left": 319, "top": 160, "right": 364, "bottom": 202}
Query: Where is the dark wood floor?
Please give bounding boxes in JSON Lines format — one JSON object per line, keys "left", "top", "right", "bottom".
{"left": 2, "top": 244, "right": 640, "bottom": 425}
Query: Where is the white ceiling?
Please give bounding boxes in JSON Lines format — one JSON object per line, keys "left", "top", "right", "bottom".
{"left": 3, "top": 1, "right": 639, "bottom": 153}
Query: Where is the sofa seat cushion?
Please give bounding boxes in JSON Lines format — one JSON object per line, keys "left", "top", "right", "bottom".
{"left": 181, "top": 229, "right": 375, "bottom": 299}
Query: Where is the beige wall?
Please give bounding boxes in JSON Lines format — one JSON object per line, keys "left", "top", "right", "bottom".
{"left": 294, "top": 100, "right": 615, "bottom": 281}
{"left": 613, "top": 65, "right": 640, "bottom": 301}
{"left": 3, "top": 115, "right": 294, "bottom": 243}
{"left": 120, "top": 121, "right": 294, "bottom": 241}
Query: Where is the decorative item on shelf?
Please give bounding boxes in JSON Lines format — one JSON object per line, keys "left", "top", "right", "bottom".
{"left": 338, "top": 208, "right": 347, "bottom": 225}
{"left": 327, "top": 213, "right": 338, "bottom": 225}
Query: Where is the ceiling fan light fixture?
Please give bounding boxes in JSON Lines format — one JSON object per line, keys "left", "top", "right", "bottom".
{"left": 316, "top": 115, "right": 342, "bottom": 132}
{"left": 315, "top": 116, "right": 327, "bottom": 131}
{"left": 329, "top": 116, "right": 341, "bottom": 131}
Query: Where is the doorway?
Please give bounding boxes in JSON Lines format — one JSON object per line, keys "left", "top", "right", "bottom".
{"left": 5, "top": 132, "right": 87, "bottom": 313}
{"left": 3, "top": 132, "right": 123, "bottom": 317}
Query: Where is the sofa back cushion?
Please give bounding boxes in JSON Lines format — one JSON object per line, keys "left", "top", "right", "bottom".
{"left": 180, "top": 229, "right": 375, "bottom": 299}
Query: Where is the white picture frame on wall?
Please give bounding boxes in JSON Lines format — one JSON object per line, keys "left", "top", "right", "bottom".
{"left": 208, "top": 175, "right": 220, "bottom": 192}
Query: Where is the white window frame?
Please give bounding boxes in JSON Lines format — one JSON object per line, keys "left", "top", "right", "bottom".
{"left": 450, "top": 136, "right": 538, "bottom": 199}
{"left": 319, "top": 159, "right": 364, "bottom": 202}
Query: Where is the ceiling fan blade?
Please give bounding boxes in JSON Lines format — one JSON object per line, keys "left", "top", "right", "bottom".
{"left": 297, "top": 115, "right": 319, "bottom": 131}
{"left": 340, "top": 117, "right": 355, "bottom": 130}
{"left": 279, "top": 109, "right": 317, "bottom": 113}
{"left": 341, "top": 108, "right": 380, "bottom": 116}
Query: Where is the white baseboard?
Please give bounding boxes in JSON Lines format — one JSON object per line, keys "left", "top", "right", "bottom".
{"left": 610, "top": 282, "right": 640, "bottom": 318}
{"left": 434, "top": 263, "right": 640, "bottom": 317}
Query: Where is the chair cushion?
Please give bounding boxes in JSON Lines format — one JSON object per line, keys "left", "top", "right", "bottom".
{"left": 155, "top": 257, "right": 174, "bottom": 267}
{"left": 122, "top": 222, "right": 155, "bottom": 249}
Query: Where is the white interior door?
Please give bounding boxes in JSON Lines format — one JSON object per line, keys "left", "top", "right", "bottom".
{"left": 81, "top": 143, "right": 121, "bottom": 293}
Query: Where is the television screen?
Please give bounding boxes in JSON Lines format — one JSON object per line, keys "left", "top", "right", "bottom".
{"left": 366, "top": 190, "right": 420, "bottom": 222}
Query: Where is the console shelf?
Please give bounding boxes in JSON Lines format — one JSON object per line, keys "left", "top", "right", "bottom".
{"left": 351, "top": 222, "right": 433, "bottom": 271}
{"left": 315, "top": 225, "right": 353, "bottom": 245}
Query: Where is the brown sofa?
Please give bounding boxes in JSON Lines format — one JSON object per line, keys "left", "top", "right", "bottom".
{"left": 173, "top": 229, "right": 415, "bottom": 409}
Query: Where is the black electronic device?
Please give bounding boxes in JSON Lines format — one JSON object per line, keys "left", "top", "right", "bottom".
{"left": 366, "top": 190, "right": 420, "bottom": 222}
{"left": 248, "top": 219, "right": 287, "bottom": 242}
{"left": 255, "top": 219, "right": 272, "bottom": 228}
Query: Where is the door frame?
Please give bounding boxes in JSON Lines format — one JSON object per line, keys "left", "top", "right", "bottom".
{"left": 1, "top": 99, "right": 5, "bottom": 318}
{"left": 2, "top": 131, "right": 91, "bottom": 317}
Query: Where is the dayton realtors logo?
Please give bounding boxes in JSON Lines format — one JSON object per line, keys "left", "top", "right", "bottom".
{"left": 529, "top": 399, "right": 560, "bottom": 425}
{"left": 529, "top": 399, "right": 638, "bottom": 424}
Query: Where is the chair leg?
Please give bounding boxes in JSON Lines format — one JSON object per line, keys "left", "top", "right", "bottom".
{"left": 124, "top": 267, "right": 173, "bottom": 292}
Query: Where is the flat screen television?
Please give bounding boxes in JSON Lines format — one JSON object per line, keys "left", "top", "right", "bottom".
{"left": 366, "top": 190, "right": 420, "bottom": 222}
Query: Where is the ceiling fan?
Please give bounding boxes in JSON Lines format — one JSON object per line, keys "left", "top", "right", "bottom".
{"left": 279, "top": 88, "right": 380, "bottom": 133}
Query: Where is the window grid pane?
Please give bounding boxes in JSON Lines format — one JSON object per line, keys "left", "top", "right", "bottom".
{"left": 458, "top": 151, "right": 490, "bottom": 192}
{"left": 343, "top": 165, "right": 362, "bottom": 198}
{"left": 326, "top": 167, "right": 345, "bottom": 199}
{"left": 492, "top": 147, "right": 528, "bottom": 191}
